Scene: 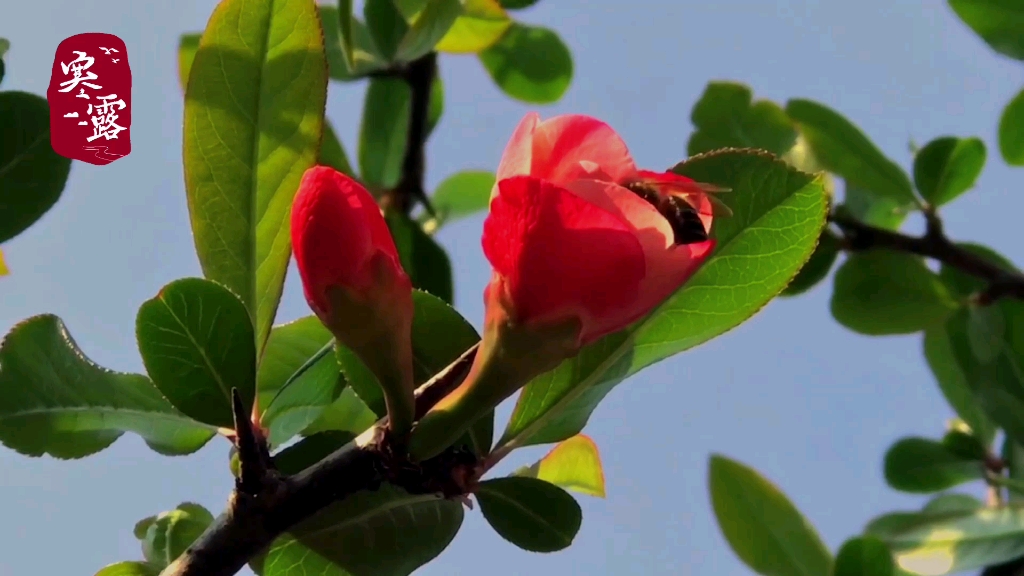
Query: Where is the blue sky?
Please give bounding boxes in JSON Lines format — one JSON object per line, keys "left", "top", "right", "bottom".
{"left": 2, "top": 1, "right": 1023, "bottom": 574}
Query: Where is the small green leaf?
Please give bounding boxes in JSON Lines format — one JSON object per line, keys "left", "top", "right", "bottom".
{"left": 176, "top": 34, "right": 200, "bottom": 89}
{"left": 831, "top": 251, "right": 956, "bottom": 335}
{"left": 262, "top": 485, "right": 463, "bottom": 576}
{"left": 301, "top": 387, "right": 378, "bottom": 436}
{"left": 781, "top": 229, "right": 840, "bottom": 296}
{"left": 498, "top": 150, "right": 827, "bottom": 449}
{"left": 94, "top": 563, "right": 159, "bottom": 576}
{"left": 337, "top": 0, "right": 356, "bottom": 69}
{"left": 273, "top": 430, "right": 355, "bottom": 474}
{"left": 913, "top": 136, "right": 986, "bottom": 206}
{"left": 839, "top": 185, "right": 911, "bottom": 231}
{"left": 479, "top": 22, "right": 572, "bottom": 104}
{"left": 321, "top": 4, "right": 389, "bottom": 80}
{"left": 136, "top": 278, "right": 256, "bottom": 428}
{"left": 0, "top": 315, "right": 215, "bottom": 458}
{"left": 320, "top": 120, "right": 355, "bottom": 178}
{"left": 924, "top": 320, "right": 998, "bottom": 446}
{"left": 922, "top": 493, "right": 983, "bottom": 514}
{"left": 687, "top": 81, "right": 797, "bottom": 157}
{"left": 365, "top": 0, "right": 409, "bottom": 61}
{"left": 183, "top": 0, "right": 327, "bottom": 357}
{"left": 396, "top": 0, "right": 462, "bottom": 61}
{"left": 0, "top": 91, "right": 72, "bottom": 243}
{"left": 139, "top": 503, "right": 215, "bottom": 570}
{"left": 427, "top": 74, "right": 444, "bottom": 136}
{"left": 938, "top": 243, "right": 1016, "bottom": 300}
{"left": 942, "top": 429, "right": 989, "bottom": 460}
{"left": 359, "top": 77, "right": 411, "bottom": 190}
{"left": 385, "top": 211, "right": 454, "bottom": 303}
{"left": 476, "top": 476, "right": 582, "bottom": 552}
{"left": 883, "top": 437, "right": 984, "bottom": 494}
{"left": 786, "top": 99, "right": 916, "bottom": 206}
{"left": 500, "top": 0, "right": 539, "bottom": 8}
{"left": 999, "top": 87, "right": 1024, "bottom": 166}
{"left": 948, "top": 0, "right": 1024, "bottom": 61}
{"left": 512, "top": 434, "right": 606, "bottom": 498}
{"left": 1003, "top": 437, "right": 1024, "bottom": 501}
{"left": 708, "top": 455, "right": 832, "bottom": 576}
{"left": 833, "top": 536, "right": 894, "bottom": 576}
{"left": 430, "top": 170, "right": 495, "bottom": 225}
{"left": 435, "top": 0, "right": 511, "bottom": 53}
{"left": 0, "top": 37, "right": 9, "bottom": 58}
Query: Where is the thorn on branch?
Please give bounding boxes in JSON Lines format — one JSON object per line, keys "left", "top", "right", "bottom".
{"left": 232, "top": 388, "right": 274, "bottom": 496}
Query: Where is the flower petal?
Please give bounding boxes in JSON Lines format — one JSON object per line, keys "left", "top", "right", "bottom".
{"left": 483, "top": 176, "right": 646, "bottom": 340}
{"left": 531, "top": 115, "right": 638, "bottom": 186}
{"left": 633, "top": 239, "right": 715, "bottom": 322}
{"left": 494, "top": 112, "right": 541, "bottom": 196}
{"left": 562, "top": 179, "right": 675, "bottom": 253}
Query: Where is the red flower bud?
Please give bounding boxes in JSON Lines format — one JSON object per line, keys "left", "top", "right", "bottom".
{"left": 291, "top": 166, "right": 415, "bottom": 435}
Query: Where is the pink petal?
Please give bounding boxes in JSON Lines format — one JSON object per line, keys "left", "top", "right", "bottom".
{"left": 531, "top": 115, "right": 638, "bottom": 186}
{"left": 493, "top": 112, "right": 541, "bottom": 196}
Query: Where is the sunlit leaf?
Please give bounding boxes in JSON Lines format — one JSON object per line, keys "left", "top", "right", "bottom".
{"left": 479, "top": 23, "right": 572, "bottom": 104}
{"left": 435, "top": 0, "right": 511, "bottom": 53}
{"left": 512, "top": 434, "right": 606, "bottom": 497}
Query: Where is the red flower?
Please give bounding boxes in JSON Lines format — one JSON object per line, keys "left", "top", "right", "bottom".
{"left": 290, "top": 166, "right": 415, "bottom": 434}
{"left": 483, "top": 113, "right": 717, "bottom": 345}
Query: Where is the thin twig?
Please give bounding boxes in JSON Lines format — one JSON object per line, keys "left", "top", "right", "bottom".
{"left": 232, "top": 388, "right": 273, "bottom": 496}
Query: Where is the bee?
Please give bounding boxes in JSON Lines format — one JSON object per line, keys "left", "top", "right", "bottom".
{"left": 623, "top": 178, "right": 732, "bottom": 245}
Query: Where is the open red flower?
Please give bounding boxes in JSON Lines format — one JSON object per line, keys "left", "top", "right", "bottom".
{"left": 483, "top": 113, "right": 717, "bottom": 345}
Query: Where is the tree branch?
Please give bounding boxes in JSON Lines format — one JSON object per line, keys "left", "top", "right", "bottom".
{"left": 829, "top": 211, "right": 1024, "bottom": 303}
{"left": 161, "top": 343, "right": 479, "bottom": 576}
{"left": 386, "top": 52, "right": 437, "bottom": 216}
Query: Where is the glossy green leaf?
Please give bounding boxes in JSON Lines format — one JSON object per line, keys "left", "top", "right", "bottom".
{"left": 0, "top": 315, "right": 215, "bottom": 458}
{"left": 687, "top": 81, "right": 797, "bottom": 156}
{"left": 262, "top": 485, "right": 463, "bottom": 576}
{"left": 922, "top": 493, "right": 984, "bottom": 514}
{"left": 943, "top": 428, "right": 989, "bottom": 460}
{"left": 499, "top": 0, "right": 539, "bottom": 8}
{"left": 938, "top": 243, "right": 1016, "bottom": 300}
{"left": 839, "top": 185, "right": 911, "bottom": 231}
{"left": 913, "top": 136, "right": 986, "bottom": 206}
{"left": 183, "top": 0, "right": 327, "bottom": 357}
{"left": 396, "top": 0, "right": 462, "bottom": 61}
{"left": 924, "top": 322, "right": 998, "bottom": 446}
{"left": 0, "top": 91, "right": 72, "bottom": 243}
{"left": 321, "top": 4, "right": 389, "bottom": 79}
{"left": 136, "top": 278, "right": 256, "bottom": 428}
{"left": 359, "top": 77, "right": 411, "bottom": 190}
{"left": 867, "top": 503, "right": 1024, "bottom": 575}
{"left": 272, "top": 430, "right": 355, "bottom": 474}
{"left": 476, "top": 476, "right": 582, "bottom": 552}
{"left": 498, "top": 149, "right": 827, "bottom": 449}
{"left": 786, "top": 99, "right": 916, "bottom": 206}
{"left": 949, "top": 0, "right": 1024, "bottom": 61}
{"left": 781, "top": 229, "right": 841, "bottom": 296}
{"left": 385, "top": 211, "right": 454, "bottom": 303}
{"left": 176, "top": 34, "right": 200, "bottom": 89}
{"left": 833, "top": 536, "right": 894, "bottom": 576}
{"left": 365, "top": 0, "right": 409, "bottom": 61}
{"left": 479, "top": 23, "right": 572, "bottom": 104}
{"left": 512, "top": 434, "right": 606, "bottom": 498}
{"left": 1004, "top": 437, "right": 1024, "bottom": 501}
{"left": 831, "top": 251, "right": 956, "bottom": 335}
{"left": 708, "top": 455, "right": 832, "bottom": 576}
{"left": 430, "top": 170, "right": 494, "bottom": 225}
{"left": 320, "top": 120, "right": 355, "bottom": 178}
{"left": 999, "top": 87, "right": 1024, "bottom": 165}
{"left": 883, "top": 437, "right": 984, "bottom": 494}
{"left": 435, "top": 0, "right": 511, "bottom": 53}
{"left": 137, "top": 503, "right": 214, "bottom": 570}
{"left": 258, "top": 316, "right": 343, "bottom": 447}
{"left": 301, "top": 387, "right": 378, "bottom": 436}
{"left": 94, "top": 563, "right": 159, "bottom": 576}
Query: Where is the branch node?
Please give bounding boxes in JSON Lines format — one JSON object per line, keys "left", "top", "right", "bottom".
{"left": 232, "top": 388, "right": 274, "bottom": 496}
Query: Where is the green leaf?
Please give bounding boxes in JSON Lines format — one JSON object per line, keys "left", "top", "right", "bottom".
{"left": 938, "top": 243, "right": 1016, "bottom": 300}
{"left": 272, "top": 430, "right": 355, "bottom": 474}
{"left": 922, "top": 493, "right": 983, "bottom": 514}
{"left": 359, "top": 77, "right": 410, "bottom": 190}
{"left": 687, "top": 81, "right": 797, "bottom": 157}
{"left": 708, "top": 455, "right": 832, "bottom": 576}
{"left": 479, "top": 22, "right": 572, "bottom": 104}
{"left": 301, "top": 386, "right": 378, "bottom": 436}
{"left": 830, "top": 251, "right": 956, "bottom": 335}
{"left": 883, "top": 437, "right": 984, "bottom": 494}
{"left": 512, "top": 434, "right": 606, "bottom": 497}
{"left": 499, "top": 0, "right": 539, "bottom": 8}
{"left": 912, "top": 136, "right": 986, "bottom": 206}
{"left": 781, "top": 229, "right": 840, "bottom": 296}
{"left": 183, "top": 0, "right": 327, "bottom": 357}
{"left": 1004, "top": 437, "right": 1024, "bottom": 501}
{"left": 943, "top": 428, "right": 989, "bottom": 460}
{"left": 475, "top": 476, "right": 582, "bottom": 552}
{"left": 365, "top": 0, "right": 409, "bottom": 61}
{"left": 430, "top": 170, "right": 494, "bottom": 226}
{"left": 839, "top": 185, "right": 911, "bottom": 231}
{"left": 395, "top": 0, "right": 462, "bottom": 62}
{"left": 176, "top": 33, "right": 200, "bottom": 89}
{"left": 385, "top": 211, "right": 454, "bottom": 303}
{"left": 138, "top": 503, "right": 215, "bottom": 570}
{"left": 321, "top": 4, "right": 389, "bottom": 80}
{"left": 497, "top": 149, "right": 827, "bottom": 449}
{"left": 426, "top": 74, "right": 443, "bottom": 136}
{"left": 262, "top": 485, "right": 463, "bottom": 576}
{"left": 786, "top": 99, "right": 916, "bottom": 206}
{"left": 0, "top": 91, "right": 72, "bottom": 243}
{"left": 832, "top": 536, "right": 894, "bottom": 576}
{"left": 0, "top": 315, "right": 215, "bottom": 459}
{"left": 94, "top": 563, "right": 159, "bottom": 576}
{"left": 320, "top": 120, "right": 355, "bottom": 178}
{"left": 0, "top": 37, "right": 9, "bottom": 58}
{"left": 999, "top": 87, "right": 1024, "bottom": 166}
{"left": 257, "top": 316, "right": 343, "bottom": 447}
{"left": 867, "top": 503, "right": 1024, "bottom": 575}
{"left": 949, "top": 0, "right": 1024, "bottom": 61}
{"left": 435, "top": 0, "right": 511, "bottom": 53}
{"left": 924, "top": 318, "right": 998, "bottom": 446}
{"left": 136, "top": 278, "right": 256, "bottom": 428}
